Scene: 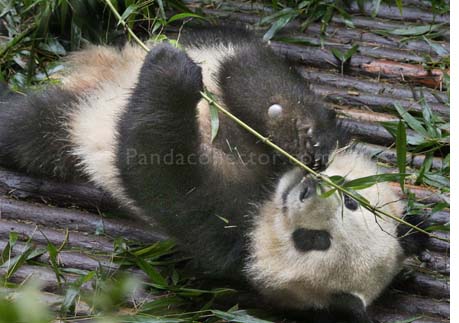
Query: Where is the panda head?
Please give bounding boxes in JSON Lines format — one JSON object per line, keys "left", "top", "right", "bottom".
{"left": 246, "top": 150, "right": 420, "bottom": 313}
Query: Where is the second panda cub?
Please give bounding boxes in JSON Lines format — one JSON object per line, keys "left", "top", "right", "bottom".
{"left": 0, "top": 27, "right": 424, "bottom": 322}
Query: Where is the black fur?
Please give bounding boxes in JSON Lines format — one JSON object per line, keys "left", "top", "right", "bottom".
{"left": 396, "top": 214, "right": 429, "bottom": 256}
{"left": 329, "top": 293, "right": 372, "bottom": 323}
{"left": 0, "top": 87, "right": 82, "bottom": 180}
{"left": 183, "top": 25, "right": 344, "bottom": 170}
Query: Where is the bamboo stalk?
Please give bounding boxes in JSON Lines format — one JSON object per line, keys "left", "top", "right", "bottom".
{"left": 271, "top": 42, "right": 447, "bottom": 89}
{"left": 311, "top": 83, "right": 449, "bottom": 118}
{"left": 298, "top": 68, "right": 448, "bottom": 104}
{"left": 0, "top": 196, "right": 165, "bottom": 243}
{"left": 0, "top": 167, "right": 119, "bottom": 211}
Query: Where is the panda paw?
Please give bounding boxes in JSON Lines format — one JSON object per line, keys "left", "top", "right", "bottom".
{"left": 300, "top": 128, "right": 334, "bottom": 172}
{"left": 141, "top": 43, "right": 203, "bottom": 103}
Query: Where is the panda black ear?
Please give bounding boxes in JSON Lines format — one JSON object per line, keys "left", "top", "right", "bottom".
{"left": 397, "top": 214, "right": 429, "bottom": 256}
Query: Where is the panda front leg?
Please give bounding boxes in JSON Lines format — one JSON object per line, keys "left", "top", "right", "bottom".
{"left": 116, "top": 43, "right": 204, "bottom": 202}
{"left": 328, "top": 293, "right": 373, "bottom": 323}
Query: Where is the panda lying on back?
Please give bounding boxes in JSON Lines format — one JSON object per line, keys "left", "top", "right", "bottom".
{"left": 0, "top": 27, "right": 424, "bottom": 322}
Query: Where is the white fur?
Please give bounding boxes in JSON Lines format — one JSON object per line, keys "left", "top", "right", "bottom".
{"left": 64, "top": 46, "right": 145, "bottom": 207}
{"left": 247, "top": 150, "right": 405, "bottom": 309}
{"left": 187, "top": 44, "right": 236, "bottom": 95}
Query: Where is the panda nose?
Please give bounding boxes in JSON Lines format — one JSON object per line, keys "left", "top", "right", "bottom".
{"left": 299, "top": 177, "right": 316, "bottom": 202}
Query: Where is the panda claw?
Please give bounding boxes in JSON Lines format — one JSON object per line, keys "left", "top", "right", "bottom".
{"left": 307, "top": 128, "right": 313, "bottom": 136}
{"left": 313, "top": 142, "right": 320, "bottom": 147}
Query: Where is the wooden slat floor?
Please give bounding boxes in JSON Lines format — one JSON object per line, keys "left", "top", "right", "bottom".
{"left": 0, "top": 1, "right": 449, "bottom": 322}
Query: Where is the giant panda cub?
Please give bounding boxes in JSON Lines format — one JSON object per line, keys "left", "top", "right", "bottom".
{"left": 0, "top": 27, "right": 424, "bottom": 322}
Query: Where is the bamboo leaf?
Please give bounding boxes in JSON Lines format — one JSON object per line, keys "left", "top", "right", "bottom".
{"left": 396, "top": 121, "right": 407, "bottom": 191}
{"left": 168, "top": 12, "right": 204, "bottom": 23}
{"left": 136, "top": 258, "right": 168, "bottom": 287}
{"left": 375, "top": 24, "right": 443, "bottom": 36}
{"left": 394, "top": 103, "right": 428, "bottom": 137}
{"left": 371, "top": 0, "right": 382, "bottom": 17}
{"left": 263, "top": 11, "right": 298, "bottom": 41}
{"left": 416, "top": 152, "right": 433, "bottom": 185}
{"left": 209, "top": 102, "right": 220, "bottom": 143}
{"left": 344, "top": 173, "right": 408, "bottom": 190}
{"left": 320, "top": 188, "right": 337, "bottom": 198}
{"left": 395, "top": 0, "right": 403, "bottom": 15}
{"left": 211, "top": 310, "right": 274, "bottom": 323}
{"left": 120, "top": 4, "right": 138, "bottom": 24}
{"left": 331, "top": 48, "right": 345, "bottom": 62}
{"left": 344, "top": 44, "right": 359, "bottom": 61}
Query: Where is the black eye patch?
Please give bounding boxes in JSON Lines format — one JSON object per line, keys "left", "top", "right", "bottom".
{"left": 344, "top": 194, "right": 359, "bottom": 211}
{"left": 292, "top": 228, "right": 331, "bottom": 252}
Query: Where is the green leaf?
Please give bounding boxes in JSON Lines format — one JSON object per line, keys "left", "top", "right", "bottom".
{"left": 344, "top": 173, "right": 409, "bottom": 190}
{"left": 334, "top": 6, "right": 355, "bottom": 28}
{"left": 136, "top": 258, "right": 168, "bottom": 287}
{"left": 395, "top": 0, "right": 403, "bottom": 15}
{"left": 396, "top": 121, "right": 407, "bottom": 191}
{"left": 38, "top": 38, "right": 66, "bottom": 56}
{"left": 375, "top": 24, "right": 443, "bottom": 36}
{"left": 155, "top": 0, "right": 166, "bottom": 20}
{"left": 422, "top": 35, "right": 449, "bottom": 56}
{"left": 329, "top": 175, "right": 346, "bottom": 185}
{"left": 1, "top": 246, "right": 34, "bottom": 279}
{"left": 331, "top": 48, "right": 344, "bottom": 62}
{"left": 47, "top": 241, "right": 63, "bottom": 285}
{"left": 425, "top": 223, "right": 449, "bottom": 233}
{"left": 209, "top": 102, "right": 220, "bottom": 143}
{"left": 140, "top": 295, "right": 187, "bottom": 313}
{"left": 416, "top": 152, "right": 433, "bottom": 185}
{"left": 120, "top": 4, "right": 138, "bottom": 24}
{"left": 168, "top": 12, "right": 204, "bottom": 24}
{"left": 344, "top": 44, "right": 359, "bottom": 61}
{"left": 211, "top": 310, "right": 274, "bottom": 323}
{"left": 320, "top": 188, "right": 337, "bottom": 198}
{"left": 61, "top": 271, "right": 95, "bottom": 314}
{"left": 263, "top": 11, "right": 298, "bottom": 41}
{"left": 371, "top": 0, "right": 382, "bottom": 17}
{"left": 393, "top": 103, "right": 428, "bottom": 137}
{"left": 0, "top": 232, "right": 18, "bottom": 265}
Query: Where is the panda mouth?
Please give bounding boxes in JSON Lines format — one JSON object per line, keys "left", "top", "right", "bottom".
{"left": 292, "top": 228, "right": 331, "bottom": 252}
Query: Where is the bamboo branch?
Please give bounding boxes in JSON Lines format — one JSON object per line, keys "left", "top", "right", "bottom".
{"left": 0, "top": 168, "right": 119, "bottom": 211}
{"left": 0, "top": 197, "right": 165, "bottom": 243}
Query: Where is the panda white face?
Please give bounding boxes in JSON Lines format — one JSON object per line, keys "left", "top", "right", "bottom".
{"left": 246, "top": 150, "right": 406, "bottom": 310}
